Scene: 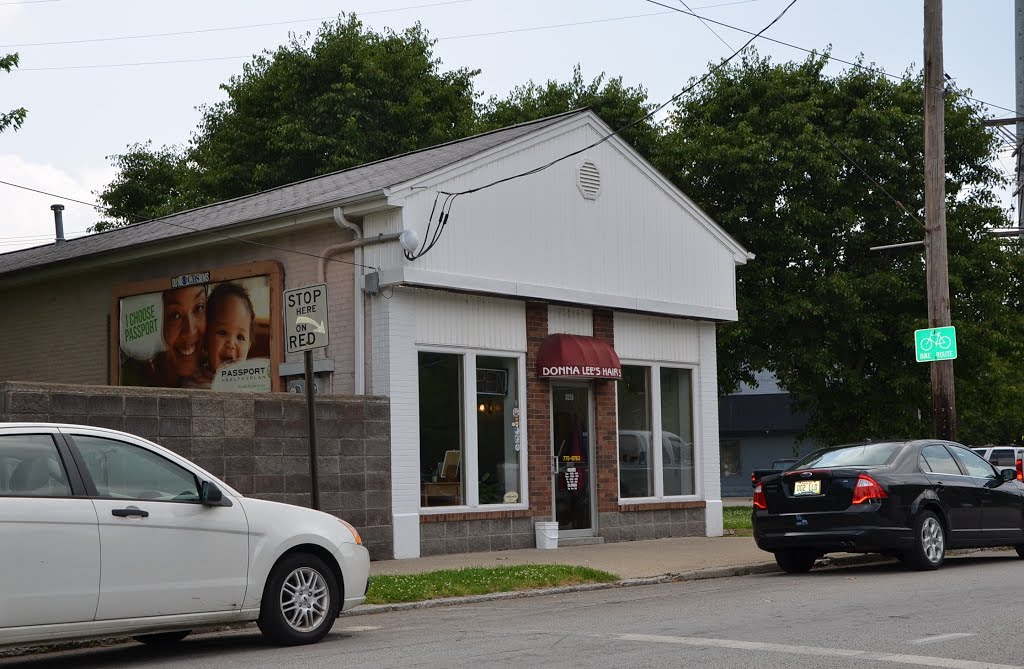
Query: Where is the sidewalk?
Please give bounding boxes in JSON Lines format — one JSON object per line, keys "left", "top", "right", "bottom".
{"left": 371, "top": 534, "right": 773, "bottom": 580}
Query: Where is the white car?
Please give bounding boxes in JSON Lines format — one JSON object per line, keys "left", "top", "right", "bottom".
{"left": 0, "top": 423, "right": 369, "bottom": 649}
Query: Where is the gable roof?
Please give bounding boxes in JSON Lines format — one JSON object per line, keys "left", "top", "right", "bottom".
{"left": 0, "top": 110, "right": 586, "bottom": 278}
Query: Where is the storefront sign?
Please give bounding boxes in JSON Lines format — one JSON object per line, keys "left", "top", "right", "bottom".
{"left": 536, "top": 333, "right": 622, "bottom": 380}
{"left": 540, "top": 365, "right": 622, "bottom": 379}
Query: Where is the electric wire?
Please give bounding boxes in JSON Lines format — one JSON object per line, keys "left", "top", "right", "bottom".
{"left": 641, "top": 0, "right": 1022, "bottom": 118}
{"left": 0, "top": 0, "right": 473, "bottom": 49}
{"left": 0, "top": 178, "right": 378, "bottom": 269}
{"left": 405, "top": 0, "right": 800, "bottom": 260}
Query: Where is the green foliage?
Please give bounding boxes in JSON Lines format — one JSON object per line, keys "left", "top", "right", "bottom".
{"left": 658, "top": 50, "right": 1024, "bottom": 446}
{"left": 722, "top": 506, "right": 753, "bottom": 530}
{"left": 0, "top": 53, "right": 27, "bottom": 134}
{"left": 97, "top": 15, "right": 479, "bottom": 227}
{"left": 478, "top": 65, "right": 660, "bottom": 161}
{"left": 366, "top": 565, "right": 618, "bottom": 604}
{"left": 92, "top": 142, "right": 200, "bottom": 231}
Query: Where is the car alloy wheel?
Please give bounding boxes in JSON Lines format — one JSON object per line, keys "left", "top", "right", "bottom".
{"left": 280, "top": 567, "right": 330, "bottom": 633}
{"left": 258, "top": 552, "right": 341, "bottom": 646}
{"left": 904, "top": 510, "right": 945, "bottom": 571}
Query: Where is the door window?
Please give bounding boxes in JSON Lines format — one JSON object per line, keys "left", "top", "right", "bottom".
{"left": 552, "top": 385, "right": 591, "bottom": 531}
{"left": 950, "top": 446, "right": 998, "bottom": 480}
{"left": 920, "top": 444, "right": 962, "bottom": 475}
{"left": 72, "top": 436, "right": 199, "bottom": 502}
{"left": 0, "top": 434, "right": 71, "bottom": 497}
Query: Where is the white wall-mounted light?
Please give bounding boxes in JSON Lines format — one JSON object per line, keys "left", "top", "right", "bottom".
{"left": 399, "top": 229, "right": 419, "bottom": 253}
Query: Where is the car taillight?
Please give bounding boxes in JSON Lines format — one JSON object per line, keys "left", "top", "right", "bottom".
{"left": 753, "top": 483, "right": 767, "bottom": 510}
{"left": 851, "top": 474, "right": 887, "bottom": 504}
{"left": 1017, "top": 459, "right": 1022, "bottom": 482}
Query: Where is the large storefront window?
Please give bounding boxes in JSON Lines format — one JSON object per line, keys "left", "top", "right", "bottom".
{"left": 617, "top": 364, "right": 697, "bottom": 499}
{"left": 418, "top": 352, "right": 464, "bottom": 507}
{"left": 661, "top": 368, "right": 695, "bottom": 496}
{"left": 418, "top": 351, "right": 525, "bottom": 509}
{"left": 617, "top": 366, "right": 652, "bottom": 498}
{"left": 477, "top": 357, "right": 522, "bottom": 505}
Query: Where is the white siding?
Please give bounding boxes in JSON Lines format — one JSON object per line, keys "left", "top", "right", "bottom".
{"left": 370, "top": 287, "right": 421, "bottom": 558}
{"left": 614, "top": 313, "right": 700, "bottom": 363}
{"left": 698, "top": 321, "right": 723, "bottom": 536}
{"left": 548, "top": 306, "right": 592, "bottom": 335}
{"left": 370, "top": 117, "right": 741, "bottom": 321}
{"left": 414, "top": 289, "right": 526, "bottom": 351}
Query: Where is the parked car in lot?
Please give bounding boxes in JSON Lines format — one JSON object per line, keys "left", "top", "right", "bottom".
{"left": 753, "top": 440, "right": 1024, "bottom": 573}
{"left": 0, "top": 423, "right": 369, "bottom": 649}
{"left": 750, "top": 458, "right": 799, "bottom": 488}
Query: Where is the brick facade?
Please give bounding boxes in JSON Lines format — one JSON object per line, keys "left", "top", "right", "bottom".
{"left": 525, "top": 302, "right": 552, "bottom": 520}
{"left": 592, "top": 309, "right": 619, "bottom": 514}
{"left": 0, "top": 381, "right": 393, "bottom": 559}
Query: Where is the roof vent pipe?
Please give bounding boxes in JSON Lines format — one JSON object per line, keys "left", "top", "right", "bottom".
{"left": 50, "top": 204, "right": 65, "bottom": 244}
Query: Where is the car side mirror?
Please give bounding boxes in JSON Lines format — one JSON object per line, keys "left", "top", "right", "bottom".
{"left": 1000, "top": 468, "right": 1016, "bottom": 483}
{"left": 200, "top": 480, "right": 231, "bottom": 507}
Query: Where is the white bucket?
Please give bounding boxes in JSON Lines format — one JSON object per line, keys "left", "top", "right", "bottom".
{"left": 534, "top": 521, "right": 559, "bottom": 550}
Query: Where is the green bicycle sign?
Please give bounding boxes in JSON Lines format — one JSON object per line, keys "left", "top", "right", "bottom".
{"left": 914, "top": 326, "right": 957, "bottom": 362}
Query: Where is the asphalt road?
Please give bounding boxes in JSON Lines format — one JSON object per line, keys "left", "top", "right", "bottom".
{"left": 5, "top": 551, "right": 1024, "bottom": 669}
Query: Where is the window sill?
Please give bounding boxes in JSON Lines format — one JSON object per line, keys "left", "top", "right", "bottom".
{"left": 419, "top": 507, "right": 534, "bottom": 522}
{"left": 617, "top": 498, "right": 706, "bottom": 511}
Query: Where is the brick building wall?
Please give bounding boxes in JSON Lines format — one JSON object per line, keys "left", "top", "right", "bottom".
{"left": 525, "top": 302, "right": 552, "bottom": 519}
{"left": 0, "top": 381, "right": 394, "bottom": 559}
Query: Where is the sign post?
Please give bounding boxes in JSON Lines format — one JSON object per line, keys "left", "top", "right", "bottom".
{"left": 914, "top": 326, "right": 957, "bottom": 363}
{"left": 284, "top": 284, "right": 330, "bottom": 510}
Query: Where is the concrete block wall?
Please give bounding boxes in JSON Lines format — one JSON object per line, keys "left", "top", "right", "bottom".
{"left": 0, "top": 381, "right": 393, "bottom": 560}
{"left": 598, "top": 506, "right": 705, "bottom": 543}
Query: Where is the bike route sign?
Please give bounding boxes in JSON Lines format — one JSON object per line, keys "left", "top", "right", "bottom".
{"left": 914, "top": 326, "right": 957, "bottom": 363}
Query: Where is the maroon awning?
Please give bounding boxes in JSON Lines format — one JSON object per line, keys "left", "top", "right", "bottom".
{"left": 536, "top": 334, "right": 622, "bottom": 380}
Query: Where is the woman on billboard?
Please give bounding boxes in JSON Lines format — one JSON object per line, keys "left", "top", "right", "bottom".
{"left": 120, "top": 284, "right": 208, "bottom": 388}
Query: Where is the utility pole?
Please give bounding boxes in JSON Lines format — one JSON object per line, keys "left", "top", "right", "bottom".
{"left": 924, "top": 0, "right": 956, "bottom": 440}
{"left": 1016, "top": 0, "right": 1024, "bottom": 227}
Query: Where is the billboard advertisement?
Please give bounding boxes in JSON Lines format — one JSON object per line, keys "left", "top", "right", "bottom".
{"left": 113, "top": 262, "right": 282, "bottom": 392}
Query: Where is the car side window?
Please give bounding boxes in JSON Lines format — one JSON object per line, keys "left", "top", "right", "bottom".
{"left": 950, "top": 446, "right": 998, "bottom": 480}
{"left": 0, "top": 434, "right": 72, "bottom": 498}
{"left": 72, "top": 435, "right": 200, "bottom": 502}
{"left": 921, "top": 445, "right": 963, "bottom": 475}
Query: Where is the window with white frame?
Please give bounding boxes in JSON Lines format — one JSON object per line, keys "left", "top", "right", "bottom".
{"left": 417, "top": 350, "right": 525, "bottom": 509}
{"left": 617, "top": 364, "right": 697, "bottom": 499}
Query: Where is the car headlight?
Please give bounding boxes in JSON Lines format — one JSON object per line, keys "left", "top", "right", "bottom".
{"left": 337, "top": 517, "right": 363, "bottom": 545}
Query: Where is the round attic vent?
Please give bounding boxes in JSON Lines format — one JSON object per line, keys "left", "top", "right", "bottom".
{"left": 577, "top": 161, "right": 601, "bottom": 200}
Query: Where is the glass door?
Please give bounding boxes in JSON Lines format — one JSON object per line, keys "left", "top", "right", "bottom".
{"left": 551, "top": 385, "right": 593, "bottom": 533}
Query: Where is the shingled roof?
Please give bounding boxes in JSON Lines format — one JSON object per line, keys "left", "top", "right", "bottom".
{"left": 0, "top": 110, "right": 585, "bottom": 278}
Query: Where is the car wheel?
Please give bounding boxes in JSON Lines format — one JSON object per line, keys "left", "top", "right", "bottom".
{"left": 133, "top": 630, "right": 190, "bottom": 645}
{"left": 904, "top": 510, "right": 945, "bottom": 571}
{"left": 774, "top": 549, "right": 817, "bottom": 574}
{"left": 258, "top": 552, "right": 340, "bottom": 646}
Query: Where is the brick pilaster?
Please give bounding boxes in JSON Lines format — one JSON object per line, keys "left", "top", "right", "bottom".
{"left": 525, "top": 302, "right": 552, "bottom": 519}
{"left": 592, "top": 309, "right": 619, "bottom": 514}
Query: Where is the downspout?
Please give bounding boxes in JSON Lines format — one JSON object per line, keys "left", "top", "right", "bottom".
{"left": 330, "top": 207, "right": 364, "bottom": 395}
{"left": 317, "top": 209, "right": 401, "bottom": 395}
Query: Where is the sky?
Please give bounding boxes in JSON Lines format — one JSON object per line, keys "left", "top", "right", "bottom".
{"left": 0, "top": 0, "right": 1017, "bottom": 253}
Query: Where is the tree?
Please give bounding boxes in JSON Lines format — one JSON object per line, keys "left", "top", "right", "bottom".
{"left": 478, "top": 65, "right": 659, "bottom": 161}
{"left": 658, "top": 51, "right": 1024, "bottom": 446}
{"left": 96, "top": 15, "right": 480, "bottom": 229}
{"left": 1, "top": 53, "right": 27, "bottom": 134}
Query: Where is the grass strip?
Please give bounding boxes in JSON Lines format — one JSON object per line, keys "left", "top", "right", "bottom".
{"left": 366, "top": 564, "right": 619, "bottom": 604}
{"left": 723, "top": 505, "right": 753, "bottom": 530}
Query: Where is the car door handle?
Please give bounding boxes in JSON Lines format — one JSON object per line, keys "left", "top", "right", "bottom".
{"left": 111, "top": 507, "right": 149, "bottom": 518}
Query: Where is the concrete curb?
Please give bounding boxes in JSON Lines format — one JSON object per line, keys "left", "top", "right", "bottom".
{"left": 341, "top": 554, "right": 890, "bottom": 617}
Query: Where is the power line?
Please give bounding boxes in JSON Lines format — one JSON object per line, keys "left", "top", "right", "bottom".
{"left": 678, "top": 0, "right": 734, "bottom": 51}
{"left": 405, "top": 0, "right": 800, "bottom": 260}
{"left": 0, "top": 0, "right": 473, "bottom": 49}
{"left": 641, "top": 0, "right": 1022, "bottom": 118}
{"left": 0, "top": 179, "right": 377, "bottom": 269}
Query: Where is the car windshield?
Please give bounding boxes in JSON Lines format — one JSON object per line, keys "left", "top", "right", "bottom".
{"left": 792, "top": 442, "right": 903, "bottom": 469}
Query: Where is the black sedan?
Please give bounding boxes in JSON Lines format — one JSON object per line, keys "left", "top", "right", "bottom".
{"left": 752, "top": 440, "right": 1024, "bottom": 573}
